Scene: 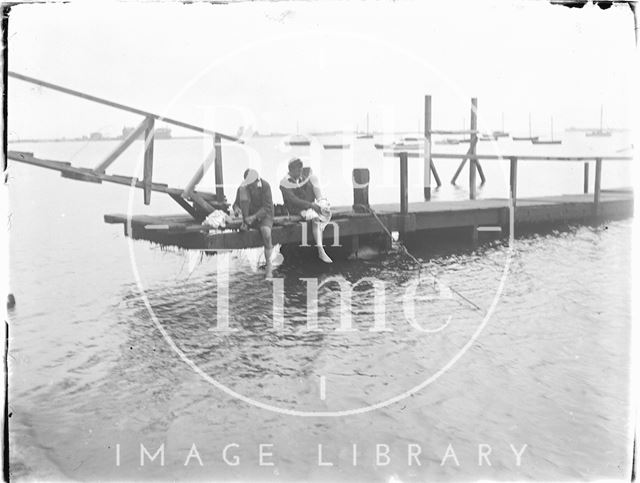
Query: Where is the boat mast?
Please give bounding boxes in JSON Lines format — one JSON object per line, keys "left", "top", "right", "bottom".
{"left": 529, "top": 113, "right": 532, "bottom": 137}
{"left": 550, "top": 116, "right": 553, "bottom": 141}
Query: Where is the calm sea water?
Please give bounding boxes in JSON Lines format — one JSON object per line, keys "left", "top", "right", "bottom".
{"left": 7, "top": 134, "right": 634, "bottom": 480}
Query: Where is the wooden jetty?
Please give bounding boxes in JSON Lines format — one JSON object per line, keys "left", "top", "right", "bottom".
{"left": 103, "top": 190, "right": 633, "bottom": 251}
{"left": 7, "top": 72, "right": 633, "bottom": 257}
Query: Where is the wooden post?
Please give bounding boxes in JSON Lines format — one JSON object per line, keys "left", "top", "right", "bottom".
{"left": 352, "top": 168, "right": 370, "bottom": 213}
{"left": 399, "top": 152, "right": 409, "bottom": 214}
{"left": 583, "top": 162, "right": 589, "bottom": 194}
{"left": 471, "top": 225, "right": 479, "bottom": 245}
{"left": 214, "top": 134, "right": 225, "bottom": 202}
{"left": 351, "top": 235, "right": 360, "bottom": 258}
{"left": 594, "top": 157, "right": 602, "bottom": 216}
{"left": 142, "top": 117, "right": 155, "bottom": 205}
{"left": 424, "top": 95, "right": 432, "bottom": 200}
{"left": 469, "top": 98, "right": 478, "bottom": 200}
{"left": 509, "top": 157, "right": 518, "bottom": 208}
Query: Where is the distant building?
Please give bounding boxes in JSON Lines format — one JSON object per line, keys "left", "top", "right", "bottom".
{"left": 90, "top": 132, "right": 103, "bottom": 140}
{"left": 121, "top": 126, "right": 171, "bottom": 139}
{"left": 154, "top": 127, "right": 172, "bottom": 139}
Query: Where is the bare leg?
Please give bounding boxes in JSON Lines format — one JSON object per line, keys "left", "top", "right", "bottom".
{"left": 260, "top": 225, "right": 274, "bottom": 278}
{"left": 237, "top": 186, "right": 250, "bottom": 218}
{"left": 237, "top": 186, "right": 250, "bottom": 231}
{"left": 312, "top": 221, "right": 332, "bottom": 263}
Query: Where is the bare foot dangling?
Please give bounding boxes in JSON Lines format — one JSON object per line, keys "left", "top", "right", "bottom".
{"left": 318, "top": 249, "right": 333, "bottom": 264}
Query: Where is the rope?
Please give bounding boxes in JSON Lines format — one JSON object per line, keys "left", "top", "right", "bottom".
{"left": 355, "top": 204, "right": 482, "bottom": 311}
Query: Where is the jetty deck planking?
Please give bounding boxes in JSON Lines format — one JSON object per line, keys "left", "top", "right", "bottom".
{"left": 104, "top": 191, "right": 633, "bottom": 250}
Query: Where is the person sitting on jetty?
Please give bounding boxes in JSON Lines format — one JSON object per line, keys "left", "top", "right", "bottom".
{"left": 232, "top": 168, "right": 275, "bottom": 278}
{"left": 279, "top": 158, "right": 333, "bottom": 263}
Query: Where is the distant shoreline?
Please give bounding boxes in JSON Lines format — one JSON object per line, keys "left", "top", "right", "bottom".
{"left": 8, "top": 135, "right": 204, "bottom": 144}
{"left": 6, "top": 131, "right": 399, "bottom": 143}
{"left": 8, "top": 128, "right": 630, "bottom": 144}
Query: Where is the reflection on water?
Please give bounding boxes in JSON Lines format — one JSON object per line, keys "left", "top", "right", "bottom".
{"left": 8, "top": 213, "right": 632, "bottom": 480}
{"left": 140, "top": 249, "right": 490, "bottom": 413}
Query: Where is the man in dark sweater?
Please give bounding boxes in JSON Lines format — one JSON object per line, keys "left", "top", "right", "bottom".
{"left": 279, "top": 158, "right": 332, "bottom": 263}
{"left": 233, "top": 169, "right": 274, "bottom": 278}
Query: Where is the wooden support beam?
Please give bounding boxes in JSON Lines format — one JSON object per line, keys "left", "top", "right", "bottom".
{"left": 430, "top": 161, "right": 442, "bottom": 187}
{"left": 61, "top": 169, "right": 102, "bottom": 183}
{"left": 169, "top": 193, "right": 199, "bottom": 219}
{"left": 469, "top": 98, "right": 478, "bottom": 200}
{"left": 94, "top": 117, "right": 150, "bottom": 173}
{"left": 424, "top": 95, "right": 432, "bottom": 200}
{"left": 509, "top": 157, "right": 518, "bottom": 208}
{"left": 189, "top": 191, "right": 215, "bottom": 218}
{"left": 143, "top": 117, "right": 155, "bottom": 205}
{"left": 450, "top": 145, "right": 474, "bottom": 184}
{"left": 214, "top": 134, "right": 225, "bottom": 202}
{"left": 594, "top": 157, "right": 602, "bottom": 216}
{"left": 451, "top": 159, "right": 467, "bottom": 184}
{"left": 583, "top": 162, "right": 589, "bottom": 194}
{"left": 399, "top": 151, "right": 409, "bottom": 214}
{"left": 183, "top": 140, "right": 216, "bottom": 196}
{"left": 476, "top": 160, "right": 486, "bottom": 184}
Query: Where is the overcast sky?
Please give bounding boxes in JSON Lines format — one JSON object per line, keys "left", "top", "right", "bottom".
{"left": 6, "top": 0, "right": 637, "bottom": 139}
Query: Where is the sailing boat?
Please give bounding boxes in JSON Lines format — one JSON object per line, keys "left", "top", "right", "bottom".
{"left": 357, "top": 113, "right": 373, "bottom": 139}
{"left": 492, "top": 113, "right": 509, "bottom": 138}
{"left": 478, "top": 132, "right": 497, "bottom": 141}
{"left": 286, "top": 121, "right": 310, "bottom": 146}
{"left": 513, "top": 113, "right": 539, "bottom": 141}
{"left": 586, "top": 106, "right": 612, "bottom": 137}
{"left": 532, "top": 116, "right": 562, "bottom": 145}
{"left": 402, "top": 118, "right": 422, "bottom": 142}
{"left": 479, "top": 116, "right": 497, "bottom": 141}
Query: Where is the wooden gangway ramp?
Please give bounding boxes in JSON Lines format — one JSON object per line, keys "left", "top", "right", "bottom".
{"left": 104, "top": 190, "right": 633, "bottom": 250}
